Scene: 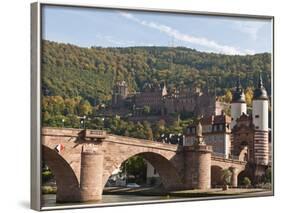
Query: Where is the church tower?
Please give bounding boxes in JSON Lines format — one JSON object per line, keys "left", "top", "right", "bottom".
{"left": 230, "top": 78, "right": 247, "bottom": 129}
{"left": 112, "top": 81, "right": 128, "bottom": 108}
{"left": 253, "top": 73, "right": 269, "bottom": 165}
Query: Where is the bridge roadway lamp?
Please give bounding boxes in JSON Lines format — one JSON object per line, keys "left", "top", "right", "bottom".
{"left": 79, "top": 116, "right": 87, "bottom": 129}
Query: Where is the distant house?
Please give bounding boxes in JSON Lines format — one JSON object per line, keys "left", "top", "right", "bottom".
{"left": 185, "top": 113, "right": 232, "bottom": 158}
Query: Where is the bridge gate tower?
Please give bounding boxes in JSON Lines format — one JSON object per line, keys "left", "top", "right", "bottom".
{"left": 183, "top": 121, "right": 213, "bottom": 189}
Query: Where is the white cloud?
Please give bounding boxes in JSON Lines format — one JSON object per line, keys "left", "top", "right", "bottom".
{"left": 96, "top": 34, "right": 154, "bottom": 47}
{"left": 119, "top": 12, "right": 255, "bottom": 55}
{"left": 234, "top": 21, "right": 265, "bottom": 41}
{"left": 98, "top": 35, "right": 136, "bottom": 46}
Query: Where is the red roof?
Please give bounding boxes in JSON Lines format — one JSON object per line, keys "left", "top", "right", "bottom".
{"left": 200, "top": 114, "right": 231, "bottom": 125}
{"left": 236, "top": 113, "right": 252, "bottom": 122}
{"left": 187, "top": 114, "right": 231, "bottom": 128}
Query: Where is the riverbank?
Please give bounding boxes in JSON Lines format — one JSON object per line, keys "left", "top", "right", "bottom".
{"left": 103, "top": 186, "right": 168, "bottom": 196}
{"left": 169, "top": 188, "right": 272, "bottom": 197}
{"left": 42, "top": 187, "right": 273, "bottom": 207}
{"left": 104, "top": 186, "right": 273, "bottom": 198}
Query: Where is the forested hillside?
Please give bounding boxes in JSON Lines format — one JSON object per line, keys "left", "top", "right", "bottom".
{"left": 42, "top": 40, "right": 271, "bottom": 106}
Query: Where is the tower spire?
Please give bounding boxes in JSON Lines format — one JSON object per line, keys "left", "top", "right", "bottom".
{"left": 230, "top": 73, "right": 247, "bottom": 129}
{"left": 258, "top": 71, "right": 264, "bottom": 88}
{"left": 231, "top": 74, "right": 245, "bottom": 104}
{"left": 253, "top": 71, "right": 268, "bottom": 100}
{"left": 236, "top": 74, "right": 242, "bottom": 92}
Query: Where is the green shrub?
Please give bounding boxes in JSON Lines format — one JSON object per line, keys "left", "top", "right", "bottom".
{"left": 41, "top": 186, "right": 57, "bottom": 194}
{"left": 42, "top": 170, "right": 54, "bottom": 183}
{"left": 242, "top": 177, "right": 251, "bottom": 187}
{"left": 221, "top": 169, "right": 232, "bottom": 186}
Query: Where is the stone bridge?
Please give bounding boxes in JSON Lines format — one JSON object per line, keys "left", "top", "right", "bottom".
{"left": 42, "top": 127, "right": 247, "bottom": 202}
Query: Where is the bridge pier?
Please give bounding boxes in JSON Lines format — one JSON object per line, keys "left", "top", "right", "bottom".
{"left": 80, "top": 149, "right": 104, "bottom": 201}
{"left": 183, "top": 144, "right": 212, "bottom": 189}
{"left": 230, "top": 167, "right": 238, "bottom": 187}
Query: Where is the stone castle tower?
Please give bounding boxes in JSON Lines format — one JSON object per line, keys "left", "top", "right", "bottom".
{"left": 112, "top": 81, "right": 128, "bottom": 108}
{"left": 252, "top": 73, "right": 269, "bottom": 165}
{"left": 184, "top": 121, "right": 212, "bottom": 189}
{"left": 231, "top": 73, "right": 270, "bottom": 166}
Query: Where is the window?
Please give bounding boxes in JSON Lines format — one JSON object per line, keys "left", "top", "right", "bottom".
{"left": 255, "top": 115, "right": 260, "bottom": 118}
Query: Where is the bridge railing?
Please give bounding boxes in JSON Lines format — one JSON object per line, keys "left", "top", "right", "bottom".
{"left": 212, "top": 152, "right": 226, "bottom": 158}
{"left": 212, "top": 152, "right": 240, "bottom": 161}
{"left": 83, "top": 129, "right": 107, "bottom": 139}
{"left": 229, "top": 155, "right": 239, "bottom": 160}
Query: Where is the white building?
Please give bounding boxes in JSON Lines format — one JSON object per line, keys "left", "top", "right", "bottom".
{"left": 185, "top": 113, "right": 232, "bottom": 158}
{"left": 145, "top": 160, "right": 160, "bottom": 185}
{"left": 252, "top": 73, "right": 269, "bottom": 165}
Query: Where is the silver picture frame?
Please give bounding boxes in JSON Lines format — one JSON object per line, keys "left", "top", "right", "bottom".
{"left": 31, "top": 1, "right": 274, "bottom": 211}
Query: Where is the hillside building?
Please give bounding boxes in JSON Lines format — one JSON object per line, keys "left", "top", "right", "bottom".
{"left": 185, "top": 113, "right": 232, "bottom": 158}
{"left": 111, "top": 81, "right": 228, "bottom": 117}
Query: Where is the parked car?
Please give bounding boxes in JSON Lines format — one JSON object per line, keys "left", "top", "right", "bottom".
{"left": 126, "top": 183, "right": 140, "bottom": 188}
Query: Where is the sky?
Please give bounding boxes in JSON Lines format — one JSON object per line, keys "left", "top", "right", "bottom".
{"left": 42, "top": 5, "right": 273, "bottom": 55}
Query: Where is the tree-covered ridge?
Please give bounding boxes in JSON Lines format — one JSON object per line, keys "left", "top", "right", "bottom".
{"left": 42, "top": 40, "right": 271, "bottom": 106}
{"left": 42, "top": 95, "right": 190, "bottom": 141}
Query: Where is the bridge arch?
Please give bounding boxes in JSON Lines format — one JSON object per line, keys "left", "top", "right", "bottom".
{"left": 237, "top": 169, "right": 252, "bottom": 186}
{"left": 42, "top": 145, "right": 80, "bottom": 202}
{"left": 211, "top": 165, "right": 223, "bottom": 187}
{"left": 102, "top": 151, "right": 183, "bottom": 190}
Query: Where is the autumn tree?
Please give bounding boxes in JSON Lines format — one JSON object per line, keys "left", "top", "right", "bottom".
{"left": 78, "top": 99, "right": 93, "bottom": 116}
{"left": 224, "top": 89, "right": 233, "bottom": 103}
{"left": 245, "top": 87, "right": 254, "bottom": 106}
{"left": 143, "top": 121, "right": 153, "bottom": 140}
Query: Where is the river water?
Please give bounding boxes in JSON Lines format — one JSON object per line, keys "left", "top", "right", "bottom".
{"left": 42, "top": 194, "right": 179, "bottom": 207}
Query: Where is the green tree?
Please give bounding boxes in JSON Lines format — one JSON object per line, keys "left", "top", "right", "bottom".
{"left": 120, "top": 156, "right": 147, "bottom": 184}
{"left": 242, "top": 177, "right": 251, "bottom": 188}
{"left": 65, "top": 114, "right": 80, "bottom": 128}
{"left": 264, "top": 168, "right": 272, "bottom": 183}
{"left": 143, "top": 105, "right": 151, "bottom": 115}
{"left": 221, "top": 169, "right": 232, "bottom": 190}
{"left": 42, "top": 40, "right": 271, "bottom": 105}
